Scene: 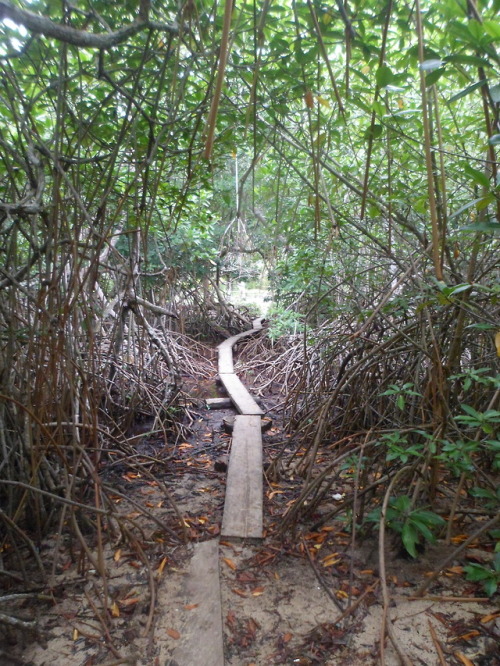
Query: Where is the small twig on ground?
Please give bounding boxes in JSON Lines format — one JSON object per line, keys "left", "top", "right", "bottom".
{"left": 301, "top": 536, "right": 344, "bottom": 612}
{"left": 409, "top": 595, "right": 491, "bottom": 602}
{"left": 428, "top": 619, "right": 447, "bottom": 666}
{"left": 83, "top": 589, "right": 122, "bottom": 659}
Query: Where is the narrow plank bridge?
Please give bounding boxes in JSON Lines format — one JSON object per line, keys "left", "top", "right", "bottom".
{"left": 171, "top": 317, "right": 265, "bottom": 665}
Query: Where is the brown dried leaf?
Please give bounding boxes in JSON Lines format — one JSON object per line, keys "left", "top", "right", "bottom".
{"left": 481, "top": 611, "right": 500, "bottom": 624}
{"left": 120, "top": 596, "right": 140, "bottom": 607}
{"left": 166, "top": 628, "right": 180, "bottom": 640}
{"left": 157, "top": 556, "right": 168, "bottom": 576}
{"left": 223, "top": 557, "right": 237, "bottom": 571}
{"left": 454, "top": 653, "right": 475, "bottom": 666}
{"left": 226, "top": 610, "right": 237, "bottom": 630}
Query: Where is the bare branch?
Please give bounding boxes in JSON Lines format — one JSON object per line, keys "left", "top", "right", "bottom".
{"left": 0, "top": 1, "right": 177, "bottom": 49}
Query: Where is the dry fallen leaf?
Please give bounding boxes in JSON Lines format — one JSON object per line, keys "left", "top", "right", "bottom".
{"left": 223, "top": 557, "right": 237, "bottom": 571}
{"left": 166, "top": 628, "right": 181, "bottom": 640}
{"left": 283, "top": 632, "right": 293, "bottom": 643}
{"left": 128, "top": 560, "right": 142, "bottom": 569}
{"left": 184, "top": 603, "right": 199, "bottom": 611}
{"left": 120, "top": 596, "right": 140, "bottom": 607}
{"left": 454, "top": 630, "right": 480, "bottom": 642}
{"left": 451, "top": 534, "right": 468, "bottom": 544}
{"left": 114, "top": 549, "right": 122, "bottom": 562}
{"left": 267, "top": 490, "right": 285, "bottom": 499}
{"left": 481, "top": 611, "right": 500, "bottom": 624}
{"left": 111, "top": 601, "right": 120, "bottom": 618}
{"left": 322, "top": 553, "right": 340, "bottom": 567}
{"left": 157, "top": 556, "right": 168, "bottom": 576}
{"left": 454, "top": 652, "right": 475, "bottom": 666}
{"left": 232, "top": 588, "right": 248, "bottom": 598}
{"left": 251, "top": 586, "right": 265, "bottom": 596}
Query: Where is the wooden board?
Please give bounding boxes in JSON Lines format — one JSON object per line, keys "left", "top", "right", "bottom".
{"left": 217, "top": 341, "right": 234, "bottom": 373}
{"left": 218, "top": 372, "right": 264, "bottom": 416}
{"left": 206, "top": 397, "right": 234, "bottom": 409}
{"left": 171, "top": 539, "right": 225, "bottom": 666}
{"left": 217, "top": 318, "right": 264, "bottom": 375}
{"left": 221, "top": 415, "right": 263, "bottom": 539}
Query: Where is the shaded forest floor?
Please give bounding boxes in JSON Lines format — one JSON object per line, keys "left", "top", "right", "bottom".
{"left": 4, "top": 345, "right": 500, "bottom": 666}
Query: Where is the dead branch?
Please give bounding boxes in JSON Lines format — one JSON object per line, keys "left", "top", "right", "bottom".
{"left": 0, "top": 1, "right": 178, "bottom": 48}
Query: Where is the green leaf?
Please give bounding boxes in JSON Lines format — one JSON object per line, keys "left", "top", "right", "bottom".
{"left": 461, "top": 404, "right": 481, "bottom": 418}
{"left": 462, "top": 162, "right": 491, "bottom": 189}
{"left": 443, "top": 54, "right": 490, "bottom": 67}
{"left": 425, "top": 68, "right": 445, "bottom": 86}
{"left": 458, "top": 221, "right": 500, "bottom": 234}
{"left": 484, "top": 578, "right": 499, "bottom": 597}
{"left": 401, "top": 523, "right": 419, "bottom": 558}
{"left": 410, "top": 519, "right": 435, "bottom": 543}
{"left": 448, "top": 80, "right": 487, "bottom": 103}
{"left": 376, "top": 65, "right": 394, "bottom": 89}
{"left": 464, "top": 563, "right": 492, "bottom": 581}
{"left": 411, "top": 510, "right": 445, "bottom": 527}
{"left": 476, "top": 193, "right": 495, "bottom": 211}
{"left": 449, "top": 197, "right": 485, "bottom": 219}
{"left": 470, "top": 487, "right": 497, "bottom": 500}
{"left": 364, "top": 124, "right": 383, "bottom": 141}
{"left": 446, "top": 283, "right": 473, "bottom": 296}
{"left": 483, "top": 20, "right": 500, "bottom": 40}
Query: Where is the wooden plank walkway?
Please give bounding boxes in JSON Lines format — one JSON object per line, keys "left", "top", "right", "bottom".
{"left": 218, "top": 372, "right": 263, "bottom": 416}
{"left": 217, "top": 317, "right": 264, "bottom": 375}
{"left": 217, "top": 317, "right": 264, "bottom": 415}
{"left": 173, "top": 318, "right": 266, "bottom": 665}
{"left": 171, "top": 539, "right": 225, "bottom": 666}
{"left": 221, "top": 415, "right": 263, "bottom": 539}
{"left": 217, "top": 317, "right": 265, "bottom": 541}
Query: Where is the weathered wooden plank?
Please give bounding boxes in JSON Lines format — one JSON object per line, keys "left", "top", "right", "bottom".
{"left": 218, "top": 372, "right": 264, "bottom": 416}
{"left": 218, "top": 341, "right": 234, "bottom": 373}
{"left": 217, "top": 317, "right": 264, "bottom": 375}
{"left": 221, "top": 415, "right": 263, "bottom": 539}
{"left": 206, "top": 397, "right": 234, "bottom": 409}
{"left": 171, "top": 539, "right": 225, "bottom": 666}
